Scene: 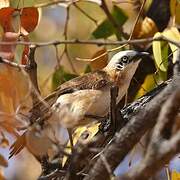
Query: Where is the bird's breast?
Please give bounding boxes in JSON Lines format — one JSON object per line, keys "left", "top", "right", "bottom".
{"left": 85, "top": 87, "right": 111, "bottom": 116}
{"left": 113, "top": 71, "right": 134, "bottom": 102}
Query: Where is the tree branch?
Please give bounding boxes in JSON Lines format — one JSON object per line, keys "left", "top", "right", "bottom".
{"left": 0, "top": 36, "right": 179, "bottom": 48}
{"left": 0, "top": 57, "right": 26, "bottom": 69}
{"left": 117, "top": 89, "right": 180, "bottom": 180}
{"left": 73, "top": 3, "right": 98, "bottom": 25}
{"left": 34, "top": 0, "right": 78, "bottom": 8}
{"left": 25, "top": 46, "right": 40, "bottom": 93}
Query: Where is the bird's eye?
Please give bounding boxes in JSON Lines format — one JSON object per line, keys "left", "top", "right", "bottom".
{"left": 121, "top": 56, "right": 129, "bottom": 63}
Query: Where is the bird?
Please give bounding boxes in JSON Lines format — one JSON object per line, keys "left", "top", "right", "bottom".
{"left": 49, "top": 50, "right": 149, "bottom": 128}
{"left": 9, "top": 50, "right": 149, "bottom": 158}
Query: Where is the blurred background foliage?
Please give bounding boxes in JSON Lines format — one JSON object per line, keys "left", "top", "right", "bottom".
{"left": 0, "top": 0, "right": 179, "bottom": 179}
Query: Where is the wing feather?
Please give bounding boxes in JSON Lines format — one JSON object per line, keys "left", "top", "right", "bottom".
{"left": 32, "top": 70, "right": 112, "bottom": 113}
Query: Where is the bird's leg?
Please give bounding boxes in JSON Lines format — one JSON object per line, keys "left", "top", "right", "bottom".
{"left": 40, "top": 155, "right": 50, "bottom": 175}
{"left": 110, "top": 85, "right": 119, "bottom": 133}
{"left": 67, "top": 128, "right": 74, "bottom": 151}
{"left": 84, "top": 114, "right": 107, "bottom": 122}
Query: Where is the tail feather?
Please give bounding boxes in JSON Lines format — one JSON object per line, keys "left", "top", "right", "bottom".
{"left": 9, "top": 132, "right": 26, "bottom": 159}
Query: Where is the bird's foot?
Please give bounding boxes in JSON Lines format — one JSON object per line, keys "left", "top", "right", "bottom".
{"left": 84, "top": 114, "right": 107, "bottom": 122}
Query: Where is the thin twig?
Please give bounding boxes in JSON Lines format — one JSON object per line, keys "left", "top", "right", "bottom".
{"left": 34, "top": 0, "right": 101, "bottom": 8}
{"left": 64, "top": 6, "right": 77, "bottom": 73}
{"left": 73, "top": 3, "right": 98, "bottom": 25}
{"left": 99, "top": 154, "right": 114, "bottom": 178}
{"left": 25, "top": 46, "right": 40, "bottom": 93}
{"left": 25, "top": 46, "right": 43, "bottom": 125}
{"left": 112, "top": 0, "right": 133, "bottom": 4}
{"left": 40, "top": 47, "right": 65, "bottom": 89}
{"left": 0, "top": 36, "right": 179, "bottom": 48}
{"left": 108, "top": 0, "right": 146, "bottom": 58}
{"left": 34, "top": 0, "right": 78, "bottom": 8}
{"left": 0, "top": 57, "right": 26, "bottom": 69}
{"left": 101, "top": 0, "right": 127, "bottom": 39}
{"left": 129, "top": 0, "right": 146, "bottom": 40}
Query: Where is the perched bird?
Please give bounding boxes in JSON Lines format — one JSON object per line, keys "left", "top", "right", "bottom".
{"left": 49, "top": 50, "right": 149, "bottom": 128}
{"left": 9, "top": 50, "right": 149, "bottom": 158}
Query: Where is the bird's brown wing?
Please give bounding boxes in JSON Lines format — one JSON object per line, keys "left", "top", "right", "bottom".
{"left": 32, "top": 70, "right": 113, "bottom": 114}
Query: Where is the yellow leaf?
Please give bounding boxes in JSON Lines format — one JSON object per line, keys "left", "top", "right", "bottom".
{"left": 163, "top": 27, "right": 180, "bottom": 63}
{"left": 135, "top": 74, "right": 157, "bottom": 99}
{"left": 153, "top": 32, "right": 167, "bottom": 72}
{"left": 90, "top": 48, "right": 108, "bottom": 70}
{"left": 133, "top": 17, "right": 158, "bottom": 39}
{"left": 62, "top": 123, "right": 99, "bottom": 166}
{"left": 171, "top": 0, "right": 177, "bottom": 16}
{"left": 171, "top": 170, "right": 180, "bottom": 180}
{"left": 170, "top": 0, "right": 180, "bottom": 25}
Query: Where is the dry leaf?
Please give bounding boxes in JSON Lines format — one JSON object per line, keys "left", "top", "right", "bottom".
{"left": 170, "top": 0, "right": 180, "bottom": 25}
{"left": 133, "top": 17, "right": 158, "bottom": 39}
{"left": 90, "top": 48, "right": 108, "bottom": 70}
{"left": 0, "top": 7, "right": 14, "bottom": 32}
{"left": 0, "top": 154, "right": 8, "bottom": 167}
{"left": 0, "top": 7, "right": 39, "bottom": 33}
{"left": 20, "top": 7, "right": 39, "bottom": 34}
{"left": 0, "top": 65, "right": 31, "bottom": 135}
{"left": 0, "top": 7, "right": 39, "bottom": 64}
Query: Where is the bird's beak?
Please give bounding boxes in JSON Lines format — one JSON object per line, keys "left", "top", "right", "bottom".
{"left": 133, "top": 51, "right": 150, "bottom": 61}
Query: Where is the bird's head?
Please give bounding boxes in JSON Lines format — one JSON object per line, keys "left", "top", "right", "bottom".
{"left": 105, "top": 50, "right": 149, "bottom": 72}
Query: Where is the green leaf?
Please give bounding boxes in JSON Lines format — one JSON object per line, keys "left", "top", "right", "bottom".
{"left": 92, "top": 5, "right": 127, "bottom": 39}
{"left": 92, "top": 19, "right": 114, "bottom": 39}
{"left": 161, "top": 41, "right": 168, "bottom": 72}
{"left": 112, "top": 5, "right": 128, "bottom": 26}
{"left": 52, "top": 66, "right": 77, "bottom": 90}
